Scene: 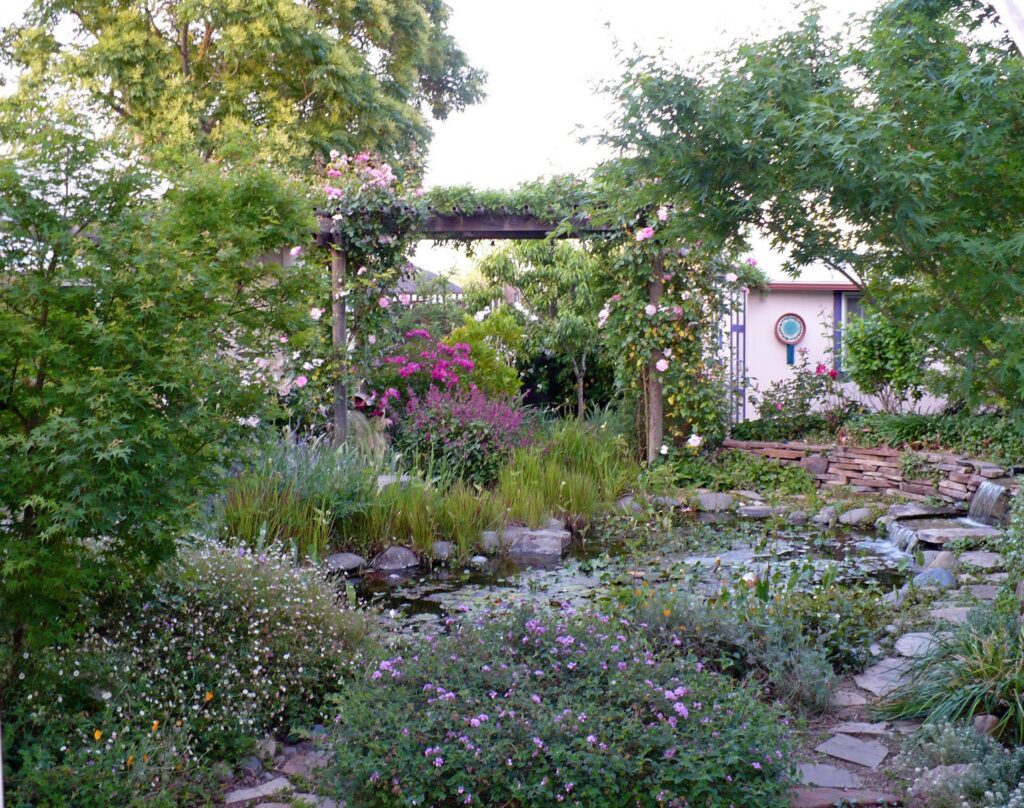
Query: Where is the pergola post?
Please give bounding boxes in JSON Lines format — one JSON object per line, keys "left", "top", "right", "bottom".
{"left": 330, "top": 242, "right": 348, "bottom": 447}
{"left": 646, "top": 255, "right": 665, "bottom": 464}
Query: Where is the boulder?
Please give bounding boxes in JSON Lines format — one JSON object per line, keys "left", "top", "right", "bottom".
{"left": 469, "top": 555, "right": 488, "bottom": 566}
{"left": 370, "top": 545, "right": 419, "bottom": 571}
{"left": 800, "top": 454, "right": 830, "bottom": 475}
{"left": 481, "top": 531, "right": 501, "bottom": 553}
{"left": 907, "top": 764, "right": 974, "bottom": 808}
{"left": 431, "top": 541, "right": 452, "bottom": 561}
{"left": 925, "top": 551, "right": 959, "bottom": 572}
{"left": 974, "top": 714, "right": 1000, "bottom": 737}
{"left": 788, "top": 509, "right": 809, "bottom": 526}
{"left": 912, "top": 568, "right": 957, "bottom": 590}
{"left": 839, "top": 507, "right": 874, "bottom": 526}
{"left": 737, "top": 505, "right": 773, "bottom": 519}
{"left": 812, "top": 506, "right": 837, "bottom": 526}
{"left": 504, "top": 523, "right": 570, "bottom": 557}
{"left": 324, "top": 552, "right": 365, "bottom": 573}
{"left": 694, "top": 492, "right": 733, "bottom": 512}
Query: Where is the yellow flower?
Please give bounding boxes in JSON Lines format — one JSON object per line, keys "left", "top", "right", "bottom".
{"left": 662, "top": 609, "right": 671, "bottom": 618}
{"left": 151, "top": 720, "right": 160, "bottom": 732}
{"left": 126, "top": 755, "right": 134, "bottom": 768}
{"left": 93, "top": 729, "right": 103, "bottom": 741}
{"left": 204, "top": 691, "right": 214, "bottom": 703}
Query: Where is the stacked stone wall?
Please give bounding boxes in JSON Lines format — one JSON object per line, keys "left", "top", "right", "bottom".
{"left": 722, "top": 439, "right": 1010, "bottom": 503}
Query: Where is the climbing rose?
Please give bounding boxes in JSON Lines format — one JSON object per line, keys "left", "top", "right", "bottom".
{"left": 644, "top": 304, "right": 658, "bottom": 317}
{"left": 660, "top": 444, "right": 669, "bottom": 456}
{"left": 368, "top": 334, "right": 377, "bottom": 345}
{"left": 289, "top": 246, "right": 303, "bottom": 257}
{"left": 295, "top": 375, "right": 308, "bottom": 388}
{"left": 657, "top": 206, "right": 670, "bottom": 222}
{"left": 656, "top": 358, "right": 670, "bottom": 372}
{"left": 378, "top": 297, "right": 391, "bottom": 308}
{"left": 724, "top": 272, "right": 738, "bottom": 283}
{"left": 399, "top": 293, "right": 412, "bottom": 306}
{"left": 636, "top": 226, "right": 655, "bottom": 242}
{"left": 686, "top": 434, "right": 703, "bottom": 448}
{"left": 310, "top": 307, "right": 324, "bottom": 321}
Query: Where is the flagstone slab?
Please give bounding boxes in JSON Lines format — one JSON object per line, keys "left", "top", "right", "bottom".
{"left": 960, "top": 551, "right": 1002, "bottom": 569}
{"left": 853, "top": 657, "right": 911, "bottom": 697}
{"left": 895, "top": 632, "right": 938, "bottom": 658}
{"left": 797, "top": 763, "right": 864, "bottom": 788}
{"left": 929, "top": 606, "right": 971, "bottom": 625}
{"left": 225, "top": 777, "right": 291, "bottom": 805}
{"left": 967, "top": 584, "right": 1000, "bottom": 600}
{"left": 790, "top": 788, "right": 900, "bottom": 807}
{"left": 829, "top": 689, "right": 868, "bottom": 707}
{"left": 815, "top": 734, "right": 889, "bottom": 769}
{"left": 829, "top": 721, "right": 890, "bottom": 736}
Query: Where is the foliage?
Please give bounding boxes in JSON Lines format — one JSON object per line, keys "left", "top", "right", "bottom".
{"left": 220, "top": 434, "right": 381, "bottom": 558}
{"left": 895, "top": 722, "right": 1024, "bottom": 808}
{"left": 1, "top": 0, "right": 485, "bottom": 166}
{"left": 843, "top": 310, "right": 929, "bottom": 414}
{"left": 4, "top": 542, "right": 371, "bottom": 807}
{"left": 882, "top": 606, "right": 1024, "bottom": 743}
{"left": 323, "top": 604, "right": 794, "bottom": 807}
{"left": 423, "top": 176, "right": 595, "bottom": 225}
{"left": 444, "top": 310, "right": 525, "bottom": 397}
{"left": 394, "top": 386, "right": 530, "bottom": 487}
{"left": 0, "top": 103, "right": 315, "bottom": 668}
{"left": 596, "top": 0, "right": 1024, "bottom": 410}
{"left": 743, "top": 348, "right": 856, "bottom": 441}
{"left": 669, "top": 450, "right": 816, "bottom": 498}
{"left": 469, "top": 243, "right": 605, "bottom": 417}
{"left": 846, "top": 411, "right": 1024, "bottom": 466}
{"left": 627, "top": 590, "right": 835, "bottom": 712}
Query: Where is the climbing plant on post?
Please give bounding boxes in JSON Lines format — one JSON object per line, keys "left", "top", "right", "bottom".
{"left": 316, "top": 152, "right": 423, "bottom": 444}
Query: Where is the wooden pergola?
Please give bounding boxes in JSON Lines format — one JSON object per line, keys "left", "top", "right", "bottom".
{"left": 315, "top": 209, "right": 669, "bottom": 463}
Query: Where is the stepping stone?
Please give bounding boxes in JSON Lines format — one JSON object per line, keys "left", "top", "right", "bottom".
{"left": 986, "top": 572, "right": 1009, "bottom": 583}
{"left": 929, "top": 606, "right": 971, "bottom": 625}
{"left": 738, "top": 505, "right": 773, "bottom": 519}
{"left": 839, "top": 507, "right": 874, "bottom": 526}
{"left": 829, "top": 689, "right": 868, "bottom": 707}
{"left": 895, "top": 632, "right": 938, "bottom": 658}
{"left": 815, "top": 734, "right": 889, "bottom": 769}
{"left": 797, "top": 763, "right": 863, "bottom": 788}
{"left": 225, "top": 777, "right": 291, "bottom": 805}
{"left": 892, "top": 720, "right": 924, "bottom": 735}
{"left": 790, "top": 788, "right": 900, "bottom": 807}
{"left": 853, "top": 657, "right": 911, "bottom": 697}
{"left": 960, "top": 551, "right": 1002, "bottom": 569}
{"left": 967, "top": 584, "right": 999, "bottom": 600}
{"left": 829, "top": 721, "right": 889, "bottom": 736}
{"left": 695, "top": 492, "right": 733, "bottom": 512}
{"left": 917, "top": 525, "right": 1001, "bottom": 544}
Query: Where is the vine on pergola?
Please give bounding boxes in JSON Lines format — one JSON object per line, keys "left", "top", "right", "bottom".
{"left": 312, "top": 158, "right": 754, "bottom": 461}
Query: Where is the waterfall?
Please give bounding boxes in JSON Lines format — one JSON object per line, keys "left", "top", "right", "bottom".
{"left": 967, "top": 480, "right": 1011, "bottom": 525}
{"left": 887, "top": 520, "right": 920, "bottom": 553}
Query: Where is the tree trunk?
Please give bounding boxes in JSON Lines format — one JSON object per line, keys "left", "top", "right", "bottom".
{"left": 571, "top": 354, "right": 587, "bottom": 420}
{"left": 646, "top": 258, "right": 665, "bottom": 464}
{"left": 330, "top": 245, "right": 348, "bottom": 447}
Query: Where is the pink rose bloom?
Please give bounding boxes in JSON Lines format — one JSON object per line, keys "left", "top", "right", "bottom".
{"left": 310, "top": 307, "right": 324, "bottom": 321}
{"left": 725, "top": 272, "right": 738, "bottom": 283}
{"left": 378, "top": 297, "right": 390, "bottom": 308}
{"left": 657, "top": 205, "right": 670, "bottom": 222}
{"left": 644, "top": 303, "right": 658, "bottom": 317}
{"left": 357, "top": 266, "right": 367, "bottom": 275}
{"left": 656, "top": 358, "right": 670, "bottom": 372}
{"left": 368, "top": 334, "right": 377, "bottom": 345}
{"left": 295, "top": 375, "right": 308, "bottom": 388}
{"left": 324, "top": 185, "right": 343, "bottom": 199}
{"left": 289, "top": 246, "right": 303, "bottom": 257}
{"left": 746, "top": 257, "right": 758, "bottom": 267}
{"left": 635, "top": 226, "right": 655, "bottom": 242}
{"left": 326, "top": 168, "right": 342, "bottom": 178}
{"left": 610, "top": 294, "right": 622, "bottom": 303}
{"left": 398, "top": 293, "right": 411, "bottom": 306}
{"left": 278, "top": 335, "right": 289, "bottom": 344}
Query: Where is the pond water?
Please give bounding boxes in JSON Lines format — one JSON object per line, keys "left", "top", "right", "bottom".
{"left": 349, "top": 513, "right": 913, "bottom": 634}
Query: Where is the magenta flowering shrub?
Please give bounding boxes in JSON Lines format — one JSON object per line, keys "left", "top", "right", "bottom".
{"left": 362, "top": 329, "right": 476, "bottom": 418}
{"left": 393, "top": 385, "right": 529, "bottom": 486}
{"left": 324, "top": 605, "right": 793, "bottom": 807}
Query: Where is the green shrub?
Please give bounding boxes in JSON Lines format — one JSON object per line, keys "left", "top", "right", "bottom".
{"left": 670, "top": 449, "right": 816, "bottom": 498}
{"left": 843, "top": 311, "right": 929, "bottom": 414}
{"left": 322, "top": 605, "right": 794, "bottom": 807}
{"left": 4, "top": 541, "right": 371, "bottom": 807}
{"left": 882, "top": 607, "right": 1024, "bottom": 743}
{"left": 895, "top": 722, "right": 1024, "bottom": 808}
{"left": 444, "top": 309, "right": 524, "bottom": 397}
{"left": 847, "top": 412, "right": 1024, "bottom": 465}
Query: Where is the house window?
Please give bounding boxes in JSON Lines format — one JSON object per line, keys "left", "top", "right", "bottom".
{"left": 833, "top": 291, "right": 863, "bottom": 374}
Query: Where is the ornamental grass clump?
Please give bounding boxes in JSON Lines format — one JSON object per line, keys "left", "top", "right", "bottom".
{"left": 323, "top": 604, "right": 794, "bottom": 807}
{"left": 4, "top": 541, "right": 372, "bottom": 807}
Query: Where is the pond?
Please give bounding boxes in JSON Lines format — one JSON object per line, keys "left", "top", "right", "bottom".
{"left": 349, "top": 512, "right": 913, "bottom": 634}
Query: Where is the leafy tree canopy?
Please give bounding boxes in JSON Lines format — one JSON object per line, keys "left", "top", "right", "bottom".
{"left": 596, "top": 0, "right": 1024, "bottom": 410}
{"left": 1, "top": 0, "right": 485, "bottom": 167}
